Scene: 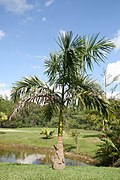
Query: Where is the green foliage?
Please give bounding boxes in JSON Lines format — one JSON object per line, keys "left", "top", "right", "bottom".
{"left": 108, "top": 99, "right": 120, "bottom": 128}
{"left": 0, "top": 97, "right": 14, "bottom": 127}
{"left": 0, "top": 97, "right": 14, "bottom": 116}
{"left": 96, "top": 128, "right": 120, "bottom": 167}
{"left": 64, "top": 108, "right": 98, "bottom": 130}
{"left": 40, "top": 128, "right": 55, "bottom": 139}
{"left": 86, "top": 110, "right": 108, "bottom": 130}
{"left": 0, "top": 112, "right": 8, "bottom": 121}
{"left": 7, "top": 103, "right": 58, "bottom": 128}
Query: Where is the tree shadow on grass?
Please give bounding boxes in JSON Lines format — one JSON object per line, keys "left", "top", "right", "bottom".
{"left": 82, "top": 134, "right": 100, "bottom": 138}
{"left": 40, "top": 136, "right": 53, "bottom": 139}
{"left": 0, "top": 132, "right": 6, "bottom": 134}
{"left": 64, "top": 144, "right": 76, "bottom": 152}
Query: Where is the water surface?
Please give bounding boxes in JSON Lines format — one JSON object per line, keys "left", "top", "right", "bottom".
{"left": 0, "top": 149, "right": 89, "bottom": 166}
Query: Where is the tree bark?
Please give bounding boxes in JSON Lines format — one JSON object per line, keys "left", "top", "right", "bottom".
{"left": 52, "top": 107, "right": 65, "bottom": 170}
{"left": 52, "top": 136, "right": 65, "bottom": 170}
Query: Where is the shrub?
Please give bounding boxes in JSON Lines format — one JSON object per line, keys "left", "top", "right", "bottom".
{"left": 95, "top": 128, "right": 120, "bottom": 167}
{"left": 40, "top": 128, "right": 54, "bottom": 139}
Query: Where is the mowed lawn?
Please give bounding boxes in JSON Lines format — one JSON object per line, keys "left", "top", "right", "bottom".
{"left": 0, "top": 128, "right": 101, "bottom": 157}
{"left": 0, "top": 163, "right": 120, "bottom": 180}
{"left": 0, "top": 128, "right": 119, "bottom": 180}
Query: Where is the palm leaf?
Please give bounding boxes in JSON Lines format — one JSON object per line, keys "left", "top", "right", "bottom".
{"left": 67, "top": 75, "right": 113, "bottom": 118}
{"left": 9, "top": 76, "right": 61, "bottom": 120}
{"left": 76, "top": 33, "right": 115, "bottom": 72}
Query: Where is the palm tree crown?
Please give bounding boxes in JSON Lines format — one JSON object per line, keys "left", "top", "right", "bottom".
{"left": 10, "top": 30, "right": 115, "bottom": 125}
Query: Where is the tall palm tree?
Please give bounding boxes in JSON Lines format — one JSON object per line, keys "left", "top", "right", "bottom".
{"left": 10, "top": 31, "right": 114, "bottom": 170}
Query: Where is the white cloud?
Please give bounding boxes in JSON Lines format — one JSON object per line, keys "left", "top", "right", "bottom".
{"left": 33, "top": 55, "right": 47, "bottom": 61}
{"left": 45, "top": 0, "right": 54, "bottom": 7}
{"left": 111, "top": 30, "right": 120, "bottom": 50}
{"left": 0, "top": 83, "right": 11, "bottom": 99}
{"left": 0, "top": 30, "right": 5, "bottom": 40}
{"left": 106, "top": 61, "right": 120, "bottom": 99}
{"left": 0, "top": 0, "right": 33, "bottom": 14}
{"left": 42, "top": 17, "right": 46, "bottom": 22}
{"left": 106, "top": 61, "right": 120, "bottom": 82}
{"left": 59, "top": 29, "right": 66, "bottom": 37}
{"left": 34, "top": 55, "right": 42, "bottom": 59}
{"left": 33, "top": 65, "right": 41, "bottom": 69}
{"left": 19, "top": 16, "right": 33, "bottom": 25}
{"left": 0, "top": 89, "right": 11, "bottom": 99}
{"left": 0, "top": 83, "right": 6, "bottom": 88}
{"left": 106, "top": 91, "right": 120, "bottom": 99}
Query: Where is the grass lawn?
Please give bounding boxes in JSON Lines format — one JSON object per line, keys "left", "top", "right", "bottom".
{"left": 0, "top": 128, "right": 57, "bottom": 154}
{"left": 0, "top": 163, "right": 120, "bottom": 180}
{"left": 0, "top": 128, "right": 119, "bottom": 180}
{"left": 0, "top": 128, "right": 101, "bottom": 158}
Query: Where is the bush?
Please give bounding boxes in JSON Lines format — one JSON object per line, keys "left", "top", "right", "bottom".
{"left": 95, "top": 128, "right": 120, "bottom": 167}
{"left": 40, "top": 128, "right": 54, "bottom": 139}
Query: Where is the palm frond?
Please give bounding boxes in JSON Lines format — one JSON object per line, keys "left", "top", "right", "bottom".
{"left": 76, "top": 33, "right": 115, "bottom": 72}
{"left": 44, "top": 52, "right": 61, "bottom": 86}
{"left": 9, "top": 76, "right": 61, "bottom": 120}
{"left": 55, "top": 31, "right": 73, "bottom": 51}
{"left": 11, "top": 76, "right": 46, "bottom": 102}
{"left": 68, "top": 75, "right": 113, "bottom": 118}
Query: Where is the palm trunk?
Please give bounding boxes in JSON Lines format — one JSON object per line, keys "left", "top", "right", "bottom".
{"left": 52, "top": 107, "right": 65, "bottom": 170}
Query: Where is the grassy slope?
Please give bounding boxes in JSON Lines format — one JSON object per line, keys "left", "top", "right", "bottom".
{"left": 0, "top": 163, "right": 120, "bottom": 180}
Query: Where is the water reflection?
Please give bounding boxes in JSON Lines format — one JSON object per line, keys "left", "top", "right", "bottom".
{"left": 17, "top": 153, "right": 46, "bottom": 164}
{"left": 0, "top": 149, "right": 89, "bottom": 166}
{"left": 65, "top": 158, "right": 88, "bottom": 166}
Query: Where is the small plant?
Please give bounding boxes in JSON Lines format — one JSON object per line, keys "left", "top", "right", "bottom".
{"left": 70, "top": 129, "right": 79, "bottom": 149}
{"left": 40, "top": 128, "right": 54, "bottom": 139}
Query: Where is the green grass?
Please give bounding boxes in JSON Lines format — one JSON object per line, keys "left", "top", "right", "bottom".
{"left": 0, "top": 163, "right": 119, "bottom": 180}
{"left": 0, "top": 128, "right": 119, "bottom": 179}
{"left": 0, "top": 128, "right": 101, "bottom": 157}
{"left": 64, "top": 129, "right": 101, "bottom": 157}
{"left": 0, "top": 128, "right": 57, "bottom": 148}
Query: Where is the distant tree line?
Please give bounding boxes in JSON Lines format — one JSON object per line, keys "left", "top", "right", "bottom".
{"left": 0, "top": 95, "right": 120, "bottom": 131}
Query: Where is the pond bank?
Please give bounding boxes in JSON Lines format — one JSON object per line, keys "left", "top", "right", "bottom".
{"left": 0, "top": 143, "right": 95, "bottom": 165}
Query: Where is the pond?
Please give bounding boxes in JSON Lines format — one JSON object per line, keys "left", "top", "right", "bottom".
{"left": 0, "top": 149, "right": 90, "bottom": 166}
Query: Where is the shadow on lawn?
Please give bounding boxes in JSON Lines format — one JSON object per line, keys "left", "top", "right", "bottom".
{"left": 0, "top": 132, "right": 6, "bottom": 134}
{"left": 82, "top": 134, "right": 100, "bottom": 138}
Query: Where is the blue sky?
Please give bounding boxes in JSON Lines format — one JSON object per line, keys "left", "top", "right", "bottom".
{"left": 0, "top": 0, "right": 120, "bottom": 98}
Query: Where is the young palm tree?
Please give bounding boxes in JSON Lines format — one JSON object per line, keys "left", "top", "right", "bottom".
{"left": 10, "top": 31, "right": 114, "bottom": 170}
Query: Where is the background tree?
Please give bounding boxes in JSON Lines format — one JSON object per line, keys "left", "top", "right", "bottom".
{"left": 10, "top": 31, "right": 114, "bottom": 170}
{"left": 0, "top": 96, "right": 14, "bottom": 127}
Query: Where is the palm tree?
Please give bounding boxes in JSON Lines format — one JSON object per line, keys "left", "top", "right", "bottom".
{"left": 10, "top": 31, "right": 114, "bottom": 170}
